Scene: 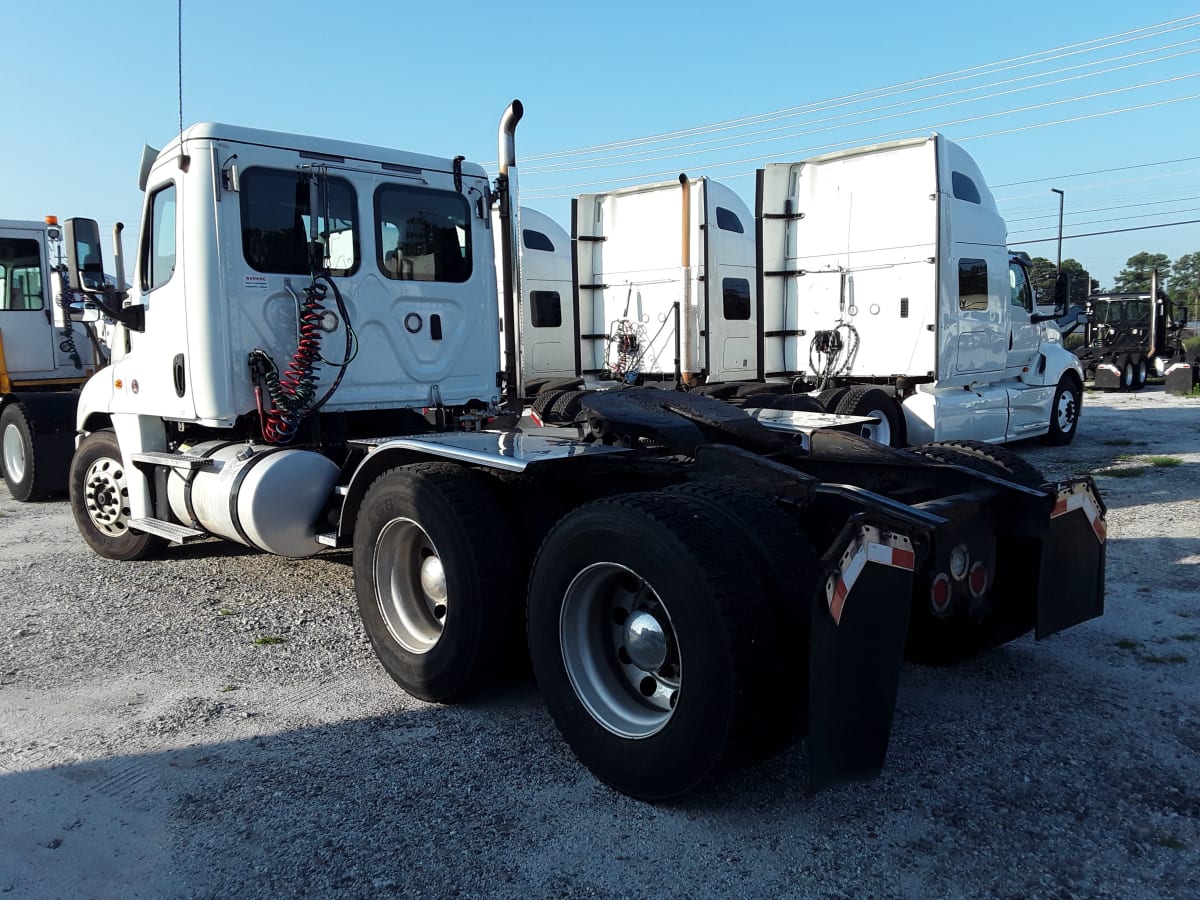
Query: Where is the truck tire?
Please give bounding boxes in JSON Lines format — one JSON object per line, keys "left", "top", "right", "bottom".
{"left": 1133, "top": 357, "right": 1149, "bottom": 390}
{"left": 1042, "top": 375, "right": 1081, "bottom": 446}
{"left": 548, "top": 389, "right": 589, "bottom": 423}
{"left": 2, "top": 404, "right": 45, "bottom": 502}
{"left": 664, "top": 482, "right": 820, "bottom": 755}
{"left": 1120, "top": 358, "right": 1136, "bottom": 391}
{"left": 527, "top": 492, "right": 779, "bottom": 800}
{"left": 531, "top": 388, "right": 569, "bottom": 420}
{"left": 762, "top": 393, "right": 826, "bottom": 414}
{"left": 911, "top": 439, "right": 1045, "bottom": 488}
{"left": 834, "top": 386, "right": 905, "bottom": 447}
{"left": 817, "top": 387, "right": 850, "bottom": 412}
{"left": 353, "top": 462, "right": 517, "bottom": 703}
{"left": 69, "top": 430, "right": 165, "bottom": 561}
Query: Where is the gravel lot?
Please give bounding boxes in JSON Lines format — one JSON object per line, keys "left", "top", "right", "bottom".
{"left": 2, "top": 386, "right": 1198, "bottom": 899}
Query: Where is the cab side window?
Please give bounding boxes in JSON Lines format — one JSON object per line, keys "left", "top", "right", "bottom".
{"left": 142, "top": 184, "right": 177, "bottom": 291}
{"left": 376, "top": 185, "right": 472, "bottom": 283}
{"left": 0, "top": 238, "right": 44, "bottom": 310}
{"left": 1008, "top": 262, "right": 1033, "bottom": 314}
{"left": 241, "top": 170, "right": 359, "bottom": 276}
{"left": 958, "top": 258, "right": 989, "bottom": 312}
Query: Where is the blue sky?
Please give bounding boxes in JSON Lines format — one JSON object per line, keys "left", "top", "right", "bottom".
{"left": 3, "top": 1, "right": 1197, "bottom": 287}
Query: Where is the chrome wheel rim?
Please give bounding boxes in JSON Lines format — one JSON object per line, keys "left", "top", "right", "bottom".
{"left": 859, "top": 408, "right": 893, "bottom": 446}
{"left": 560, "top": 562, "right": 680, "bottom": 739}
{"left": 1137, "top": 360, "right": 1148, "bottom": 383}
{"left": 373, "top": 517, "right": 447, "bottom": 654}
{"left": 1056, "top": 390, "right": 1078, "bottom": 433}
{"left": 83, "top": 455, "right": 132, "bottom": 536}
{"left": 1123, "top": 363, "right": 1134, "bottom": 387}
{"left": 3, "top": 423, "right": 25, "bottom": 484}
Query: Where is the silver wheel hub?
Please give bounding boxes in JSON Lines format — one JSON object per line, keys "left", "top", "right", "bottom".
{"left": 860, "top": 408, "right": 892, "bottom": 446}
{"left": 1056, "top": 391, "right": 1077, "bottom": 431}
{"left": 560, "top": 562, "right": 680, "bottom": 739}
{"left": 83, "top": 457, "right": 131, "bottom": 536}
{"left": 3, "top": 423, "right": 25, "bottom": 483}
{"left": 373, "top": 518, "right": 448, "bottom": 654}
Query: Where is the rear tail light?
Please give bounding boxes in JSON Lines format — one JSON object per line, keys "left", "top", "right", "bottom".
{"left": 930, "top": 573, "right": 952, "bottom": 614}
{"left": 968, "top": 561, "right": 989, "bottom": 598}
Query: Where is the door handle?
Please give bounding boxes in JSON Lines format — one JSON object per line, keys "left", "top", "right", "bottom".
{"left": 172, "top": 354, "right": 186, "bottom": 397}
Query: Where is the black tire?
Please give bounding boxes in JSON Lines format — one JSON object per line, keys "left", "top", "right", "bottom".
{"left": 817, "top": 386, "right": 850, "bottom": 413}
{"left": 1119, "top": 358, "right": 1136, "bottom": 392}
{"left": 547, "top": 389, "right": 589, "bottom": 423}
{"left": 1042, "top": 375, "right": 1082, "bottom": 446}
{"left": 69, "top": 430, "right": 164, "bottom": 561}
{"left": 764, "top": 393, "right": 826, "bottom": 414}
{"left": 834, "top": 386, "right": 905, "bottom": 447}
{"left": 911, "top": 439, "right": 1045, "bottom": 488}
{"left": 353, "top": 462, "right": 518, "bottom": 703}
{"left": 1, "top": 404, "right": 44, "bottom": 502}
{"left": 1133, "top": 357, "right": 1149, "bottom": 390}
{"left": 531, "top": 388, "right": 569, "bottom": 419}
{"left": 527, "top": 492, "right": 779, "bottom": 800}
{"left": 663, "top": 482, "right": 820, "bottom": 754}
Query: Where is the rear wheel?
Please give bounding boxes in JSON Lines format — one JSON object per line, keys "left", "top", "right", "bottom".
{"left": 354, "top": 462, "right": 518, "bottom": 702}
{"left": 834, "top": 386, "right": 905, "bottom": 447}
{"left": 1120, "top": 359, "right": 1136, "bottom": 391}
{"left": 69, "top": 430, "right": 164, "bottom": 560}
{"left": 1, "top": 404, "right": 42, "bottom": 502}
{"left": 528, "top": 492, "right": 780, "bottom": 800}
{"left": 910, "top": 439, "right": 1045, "bottom": 488}
{"left": 1133, "top": 358, "right": 1149, "bottom": 390}
{"left": 548, "top": 389, "right": 590, "bottom": 423}
{"left": 817, "top": 386, "right": 850, "bottom": 412}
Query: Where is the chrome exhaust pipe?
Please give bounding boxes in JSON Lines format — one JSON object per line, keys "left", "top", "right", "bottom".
{"left": 497, "top": 100, "right": 525, "bottom": 410}
{"left": 679, "top": 173, "right": 695, "bottom": 385}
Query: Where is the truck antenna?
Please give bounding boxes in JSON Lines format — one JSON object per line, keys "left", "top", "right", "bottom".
{"left": 177, "top": 0, "right": 189, "bottom": 170}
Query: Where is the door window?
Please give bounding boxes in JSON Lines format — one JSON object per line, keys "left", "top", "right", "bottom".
{"left": 240, "top": 170, "right": 358, "bottom": 276}
{"left": 142, "top": 184, "right": 178, "bottom": 291}
{"left": 0, "top": 238, "right": 43, "bottom": 310}
{"left": 375, "top": 185, "right": 472, "bottom": 283}
{"left": 1008, "top": 262, "right": 1033, "bottom": 313}
{"left": 958, "top": 259, "right": 989, "bottom": 312}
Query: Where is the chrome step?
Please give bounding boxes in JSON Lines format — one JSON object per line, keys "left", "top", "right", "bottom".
{"left": 131, "top": 451, "right": 214, "bottom": 471}
{"left": 129, "top": 517, "right": 207, "bottom": 543}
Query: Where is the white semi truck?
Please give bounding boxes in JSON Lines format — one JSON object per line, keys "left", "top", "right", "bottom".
{"left": 0, "top": 217, "right": 106, "bottom": 500}
{"left": 62, "top": 103, "right": 1106, "bottom": 800}
{"left": 532, "top": 138, "right": 1082, "bottom": 450}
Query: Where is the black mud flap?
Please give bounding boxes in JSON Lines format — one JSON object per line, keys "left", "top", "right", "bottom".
{"left": 1036, "top": 479, "right": 1106, "bottom": 639}
{"left": 808, "top": 525, "right": 916, "bottom": 794}
{"left": 1093, "top": 363, "right": 1121, "bottom": 390}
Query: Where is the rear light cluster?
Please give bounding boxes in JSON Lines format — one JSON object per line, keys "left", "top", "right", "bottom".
{"left": 929, "top": 542, "right": 990, "bottom": 614}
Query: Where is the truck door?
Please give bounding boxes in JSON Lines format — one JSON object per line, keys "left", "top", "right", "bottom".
{"left": 123, "top": 178, "right": 195, "bottom": 419}
{"left": 1006, "top": 259, "right": 1039, "bottom": 373}
{"left": 0, "top": 225, "right": 55, "bottom": 376}
{"left": 702, "top": 182, "right": 756, "bottom": 380}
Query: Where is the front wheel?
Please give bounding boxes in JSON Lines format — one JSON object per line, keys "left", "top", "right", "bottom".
{"left": 69, "top": 430, "right": 164, "bottom": 560}
{"left": 353, "top": 462, "right": 517, "bottom": 703}
{"left": 528, "top": 492, "right": 779, "bottom": 800}
{"left": 1042, "top": 376, "right": 1082, "bottom": 446}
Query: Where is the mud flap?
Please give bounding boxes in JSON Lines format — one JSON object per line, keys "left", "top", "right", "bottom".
{"left": 808, "top": 526, "right": 915, "bottom": 794}
{"left": 1036, "top": 480, "right": 1106, "bottom": 639}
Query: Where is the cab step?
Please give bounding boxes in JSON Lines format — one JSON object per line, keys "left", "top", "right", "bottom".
{"left": 129, "top": 517, "right": 207, "bottom": 544}
{"left": 131, "top": 451, "right": 214, "bottom": 471}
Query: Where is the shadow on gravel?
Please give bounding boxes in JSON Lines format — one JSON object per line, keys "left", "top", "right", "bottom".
{"left": 4, "top": 638, "right": 1197, "bottom": 899}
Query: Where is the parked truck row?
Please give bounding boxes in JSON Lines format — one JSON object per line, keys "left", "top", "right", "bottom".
{"left": 57, "top": 102, "right": 1106, "bottom": 800}
{"left": 507, "top": 137, "right": 1085, "bottom": 450}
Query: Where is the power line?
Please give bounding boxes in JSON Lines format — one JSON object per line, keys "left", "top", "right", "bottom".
{"left": 515, "top": 14, "right": 1200, "bottom": 164}
{"left": 993, "top": 154, "right": 1200, "bottom": 188}
{"left": 1009, "top": 206, "right": 1200, "bottom": 235}
{"left": 1009, "top": 219, "right": 1200, "bottom": 244}
{"left": 1005, "top": 195, "right": 1200, "bottom": 223}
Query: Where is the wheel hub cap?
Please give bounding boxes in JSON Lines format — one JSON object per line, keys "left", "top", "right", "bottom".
{"left": 2, "top": 423, "right": 25, "bottom": 483}
{"left": 624, "top": 611, "right": 668, "bottom": 671}
{"left": 373, "top": 518, "right": 447, "bottom": 654}
{"left": 83, "top": 457, "right": 130, "bottom": 536}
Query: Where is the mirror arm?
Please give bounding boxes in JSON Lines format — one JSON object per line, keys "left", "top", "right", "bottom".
{"left": 91, "top": 290, "right": 145, "bottom": 331}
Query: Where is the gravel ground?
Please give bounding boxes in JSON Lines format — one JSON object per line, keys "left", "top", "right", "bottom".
{"left": 2, "top": 386, "right": 1198, "bottom": 899}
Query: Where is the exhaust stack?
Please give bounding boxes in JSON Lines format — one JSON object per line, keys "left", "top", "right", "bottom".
{"left": 497, "top": 100, "right": 525, "bottom": 410}
{"left": 679, "top": 174, "right": 695, "bottom": 385}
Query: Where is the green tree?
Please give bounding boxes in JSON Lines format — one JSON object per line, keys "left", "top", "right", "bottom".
{"left": 1113, "top": 252, "right": 1170, "bottom": 292}
{"left": 1028, "top": 256, "right": 1057, "bottom": 305}
{"left": 1169, "top": 252, "right": 1200, "bottom": 321}
{"left": 1060, "top": 258, "right": 1095, "bottom": 305}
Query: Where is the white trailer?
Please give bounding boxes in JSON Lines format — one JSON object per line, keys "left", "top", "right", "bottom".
{"left": 61, "top": 104, "right": 1106, "bottom": 801}
{"left": 0, "top": 217, "right": 106, "bottom": 500}
{"left": 573, "top": 177, "right": 758, "bottom": 386}
{"left": 757, "top": 135, "right": 1083, "bottom": 446}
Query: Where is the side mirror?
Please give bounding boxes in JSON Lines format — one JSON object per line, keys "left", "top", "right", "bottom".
{"left": 64, "top": 218, "right": 107, "bottom": 293}
{"left": 68, "top": 302, "right": 102, "bottom": 324}
{"left": 1076, "top": 312, "right": 1089, "bottom": 326}
{"left": 1052, "top": 272, "right": 1070, "bottom": 317}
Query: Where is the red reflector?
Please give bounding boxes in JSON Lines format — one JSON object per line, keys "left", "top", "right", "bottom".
{"left": 968, "top": 561, "right": 988, "bottom": 598}
{"left": 930, "top": 573, "right": 951, "bottom": 613}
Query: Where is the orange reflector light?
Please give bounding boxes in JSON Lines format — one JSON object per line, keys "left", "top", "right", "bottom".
{"left": 44, "top": 215, "right": 59, "bottom": 226}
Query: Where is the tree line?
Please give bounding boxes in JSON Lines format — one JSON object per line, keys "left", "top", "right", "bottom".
{"left": 1026, "top": 250, "right": 1200, "bottom": 321}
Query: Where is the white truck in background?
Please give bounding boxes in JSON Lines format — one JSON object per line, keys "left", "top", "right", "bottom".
{"left": 756, "top": 135, "right": 1082, "bottom": 447}
{"left": 0, "top": 217, "right": 107, "bottom": 500}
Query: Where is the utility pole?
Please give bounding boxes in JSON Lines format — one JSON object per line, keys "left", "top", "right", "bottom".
{"left": 1051, "top": 188, "right": 1064, "bottom": 271}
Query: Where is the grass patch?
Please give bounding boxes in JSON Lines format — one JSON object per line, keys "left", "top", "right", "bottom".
{"left": 1156, "top": 836, "right": 1187, "bottom": 850}
{"left": 1103, "top": 466, "right": 1149, "bottom": 478}
{"left": 253, "top": 635, "right": 285, "bottom": 646}
{"left": 1114, "top": 638, "right": 1142, "bottom": 650}
{"left": 1101, "top": 438, "right": 1135, "bottom": 446}
{"left": 219, "top": 684, "right": 241, "bottom": 692}
{"left": 1148, "top": 456, "right": 1183, "bottom": 468}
